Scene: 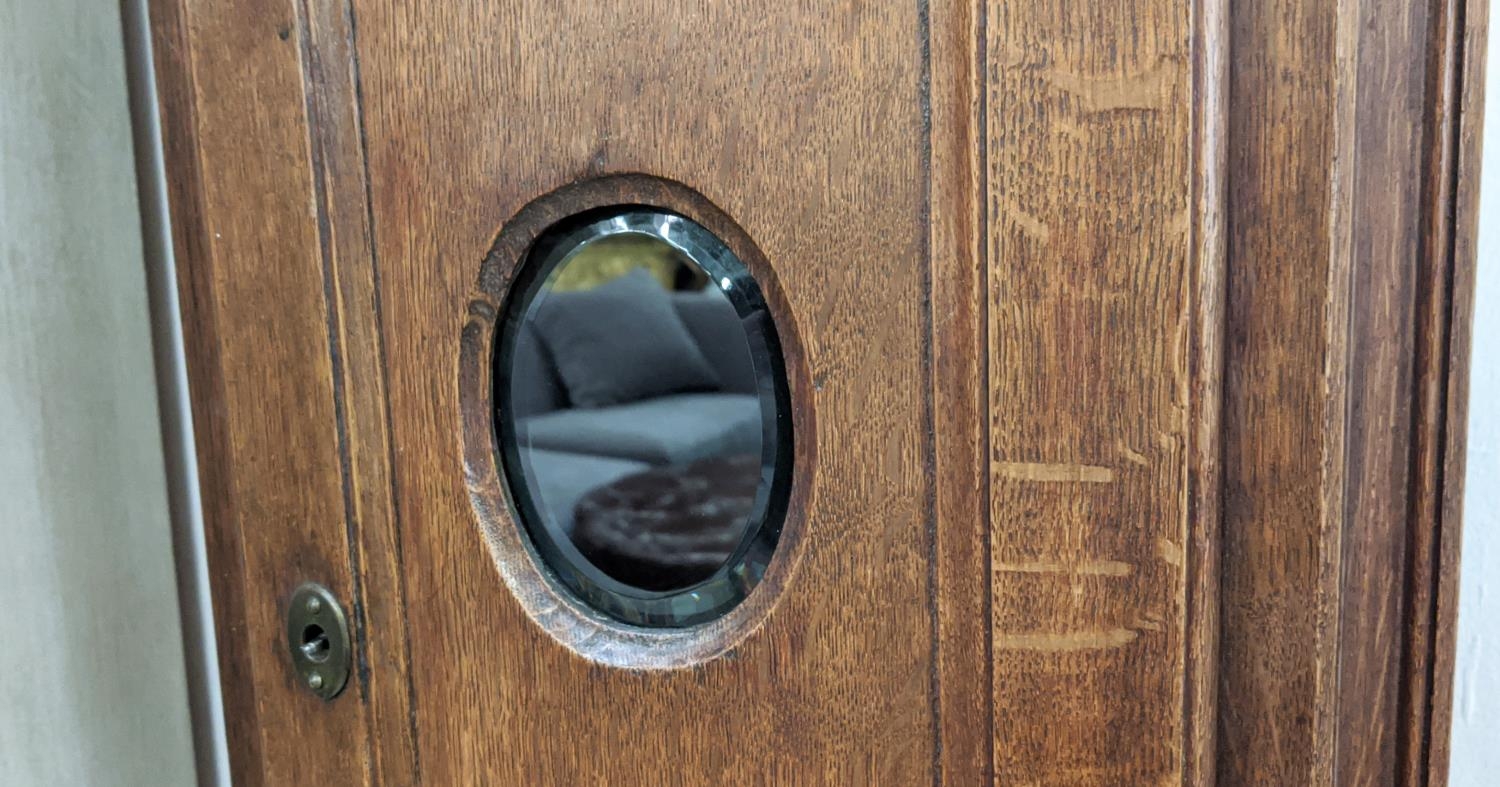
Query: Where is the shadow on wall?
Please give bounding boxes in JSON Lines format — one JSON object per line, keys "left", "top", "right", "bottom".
{"left": 1450, "top": 34, "right": 1500, "bottom": 786}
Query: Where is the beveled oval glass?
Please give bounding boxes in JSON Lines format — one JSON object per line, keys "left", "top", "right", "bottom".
{"left": 493, "top": 207, "right": 793, "bottom": 627}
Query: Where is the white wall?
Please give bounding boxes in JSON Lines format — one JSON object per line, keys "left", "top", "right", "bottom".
{"left": 0, "top": 2, "right": 197, "bottom": 784}
{"left": 1450, "top": 30, "right": 1500, "bottom": 787}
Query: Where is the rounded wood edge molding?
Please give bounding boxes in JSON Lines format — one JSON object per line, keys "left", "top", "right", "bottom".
{"left": 458, "top": 173, "right": 817, "bottom": 668}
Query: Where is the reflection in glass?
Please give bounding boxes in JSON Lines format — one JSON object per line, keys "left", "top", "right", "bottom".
{"left": 495, "top": 208, "right": 791, "bottom": 627}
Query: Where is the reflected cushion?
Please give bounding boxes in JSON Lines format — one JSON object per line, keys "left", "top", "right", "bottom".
{"left": 530, "top": 269, "right": 721, "bottom": 408}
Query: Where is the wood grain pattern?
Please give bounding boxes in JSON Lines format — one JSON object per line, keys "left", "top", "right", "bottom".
{"left": 1218, "top": 0, "right": 1347, "bottom": 777}
{"left": 1393, "top": 0, "right": 1489, "bottom": 777}
{"left": 1333, "top": 0, "right": 1432, "bottom": 775}
{"left": 149, "top": 0, "right": 268, "bottom": 777}
{"left": 293, "top": 0, "right": 419, "bottom": 781}
{"left": 1216, "top": 0, "right": 1487, "bottom": 781}
{"left": 1427, "top": 0, "right": 1489, "bottom": 782}
{"left": 982, "top": 0, "right": 1218, "bottom": 780}
{"left": 1400, "top": 0, "right": 1464, "bottom": 774}
{"left": 356, "top": 2, "right": 934, "bottom": 782}
{"left": 147, "top": 0, "right": 1485, "bottom": 782}
{"left": 149, "top": 0, "right": 375, "bottom": 783}
{"left": 929, "top": 0, "right": 993, "bottom": 782}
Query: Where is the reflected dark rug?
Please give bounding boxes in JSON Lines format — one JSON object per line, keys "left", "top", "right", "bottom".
{"left": 572, "top": 453, "right": 761, "bottom": 591}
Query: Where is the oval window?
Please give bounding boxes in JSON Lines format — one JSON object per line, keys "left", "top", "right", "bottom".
{"left": 494, "top": 208, "right": 793, "bottom": 627}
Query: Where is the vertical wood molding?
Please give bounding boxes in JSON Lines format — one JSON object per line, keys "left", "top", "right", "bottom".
{"left": 1400, "top": 0, "right": 1472, "bottom": 777}
{"left": 980, "top": 0, "right": 1216, "bottom": 778}
{"left": 148, "top": 0, "right": 376, "bottom": 783}
{"left": 147, "top": 1, "right": 265, "bottom": 781}
{"left": 1185, "top": 0, "right": 1230, "bottom": 780}
{"left": 1219, "top": 0, "right": 1486, "bottom": 781}
{"left": 1326, "top": 0, "right": 1489, "bottom": 780}
{"left": 291, "top": 0, "right": 420, "bottom": 782}
{"left": 1332, "top": 0, "right": 1435, "bottom": 777}
{"left": 929, "top": 0, "right": 993, "bottom": 782}
{"left": 1427, "top": 0, "right": 1489, "bottom": 782}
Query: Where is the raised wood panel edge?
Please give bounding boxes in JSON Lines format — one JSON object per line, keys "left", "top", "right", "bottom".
{"left": 147, "top": 0, "right": 383, "bottom": 783}
{"left": 1426, "top": 0, "right": 1489, "bottom": 782}
{"left": 1186, "top": 0, "right": 1231, "bottom": 781}
{"left": 1327, "top": 0, "right": 1487, "bottom": 778}
{"left": 289, "top": 0, "right": 420, "bottom": 781}
{"left": 1213, "top": 0, "right": 1483, "bottom": 778}
{"left": 928, "top": 0, "right": 993, "bottom": 782}
{"left": 145, "top": 1, "right": 265, "bottom": 781}
{"left": 1399, "top": 0, "right": 1482, "bottom": 777}
{"left": 1261, "top": 0, "right": 1488, "bottom": 778}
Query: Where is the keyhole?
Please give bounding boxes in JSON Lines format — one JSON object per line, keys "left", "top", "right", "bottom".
{"left": 300, "top": 623, "right": 331, "bottom": 663}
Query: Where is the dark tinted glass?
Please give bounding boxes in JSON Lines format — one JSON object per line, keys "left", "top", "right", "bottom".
{"left": 494, "top": 208, "right": 791, "bottom": 627}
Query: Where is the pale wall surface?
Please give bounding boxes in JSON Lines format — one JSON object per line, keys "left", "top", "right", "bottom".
{"left": 0, "top": 2, "right": 197, "bottom": 784}
{"left": 1450, "top": 27, "right": 1500, "bottom": 787}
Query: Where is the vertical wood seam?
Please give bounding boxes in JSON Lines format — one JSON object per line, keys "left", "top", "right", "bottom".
{"left": 976, "top": 0, "right": 994, "bottom": 776}
{"left": 287, "top": 0, "right": 421, "bottom": 781}
{"left": 1426, "top": 0, "right": 1489, "bottom": 781}
{"left": 1320, "top": 0, "right": 1365, "bottom": 778}
{"left": 290, "top": 1, "right": 375, "bottom": 782}
{"left": 930, "top": 0, "right": 991, "bottom": 778}
{"left": 1185, "top": 0, "right": 1230, "bottom": 779}
{"left": 918, "top": 1, "right": 943, "bottom": 784}
{"left": 344, "top": 4, "right": 423, "bottom": 778}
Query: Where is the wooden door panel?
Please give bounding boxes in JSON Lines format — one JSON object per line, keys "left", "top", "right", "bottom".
{"left": 977, "top": 0, "right": 1214, "bottom": 782}
{"left": 1216, "top": 0, "right": 1345, "bottom": 779}
{"left": 353, "top": 2, "right": 933, "bottom": 783}
{"left": 148, "top": 0, "right": 374, "bottom": 782}
{"left": 148, "top": 0, "right": 1485, "bottom": 782}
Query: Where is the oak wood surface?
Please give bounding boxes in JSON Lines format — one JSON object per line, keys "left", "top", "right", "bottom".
{"left": 1427, "top": 0, "right": 1490, "bottom": 782}
{"left": 979, "top": 0, "right": 1219, "bottom": 781}
{"left": 149, "top": 0, "right": 374, "bottom": 783}
{"left": 1334, "top": 0, "right": 1432, "bottom": 776}
{"left": 1217, "top": 0, "right": 1345, "bottom": 777}
{"left": 147, "top": 0, "right": 1484, "bottom": 783}
{"left": 356, "top": 3, "right": 934, "bottom": 782}
{"left": 293, "top": 0, "right": 420, "bottom": 780}
{"left": 929, "top": 0, "right": 994, "bottom": 782}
